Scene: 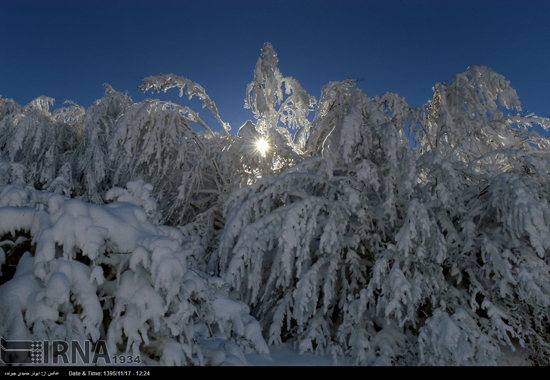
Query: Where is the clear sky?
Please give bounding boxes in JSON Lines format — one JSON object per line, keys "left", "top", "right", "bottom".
{"left": 1, "top": 0, "right": 549, "bottom": 133}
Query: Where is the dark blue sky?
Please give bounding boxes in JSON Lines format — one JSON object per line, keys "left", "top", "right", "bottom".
{"left": 1, "top": 0, "right": 549, "bottom": 133}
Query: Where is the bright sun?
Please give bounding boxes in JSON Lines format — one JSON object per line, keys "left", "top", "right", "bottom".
{"left": 256, "top": 138, "right": 269, "bottom": 156}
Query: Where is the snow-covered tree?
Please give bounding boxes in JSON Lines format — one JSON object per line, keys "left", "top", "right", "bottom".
{"left": 244, "top": 42, "right": 316, "bottom": 173}
{"left": 245, "top": 42, "right": 316, "bottom": 134}
{"left": 2, "top": 42, "right": 550, "bottom": 366}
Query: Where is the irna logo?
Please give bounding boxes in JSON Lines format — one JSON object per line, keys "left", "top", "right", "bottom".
{"left": 0, "top": 337, "right": 111, "bottom": 365}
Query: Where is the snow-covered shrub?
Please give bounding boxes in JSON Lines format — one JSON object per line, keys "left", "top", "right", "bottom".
{"left": 0, "top": 96, "right": 80, "bottom": 192}
{"left": 412, "top": 65, "right": 550, "bottom": 169}
{"left": 0, "top": 183, "right": 268, "bottom": 366}
{"left": 105, "top": 178, "right": 161, "bottom": 224}
{"left": 70, "top": 85, "right": 132, "bottom": 205}
{"left": 215, "top": 62, "right": 550, "bottom": 365}
{"left": 214, "top": 79, "right": 421, "bottom": 364}
{"left": 406, "top": 67, "right": 550, "bottom": 365}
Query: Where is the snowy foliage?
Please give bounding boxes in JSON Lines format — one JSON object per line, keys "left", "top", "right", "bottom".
{"left": 245, "top": 42, "right": 316, "bottom": 134}
{"left": 0, "top": 183, "right": 268, "bottom": 365}
{"left": 2, "top": 42, "right": 550, "bottom": 366}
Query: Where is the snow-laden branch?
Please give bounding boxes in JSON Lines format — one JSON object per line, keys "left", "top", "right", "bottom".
{"left": 139, "top": 73, "right": 231, "bottom": 135}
